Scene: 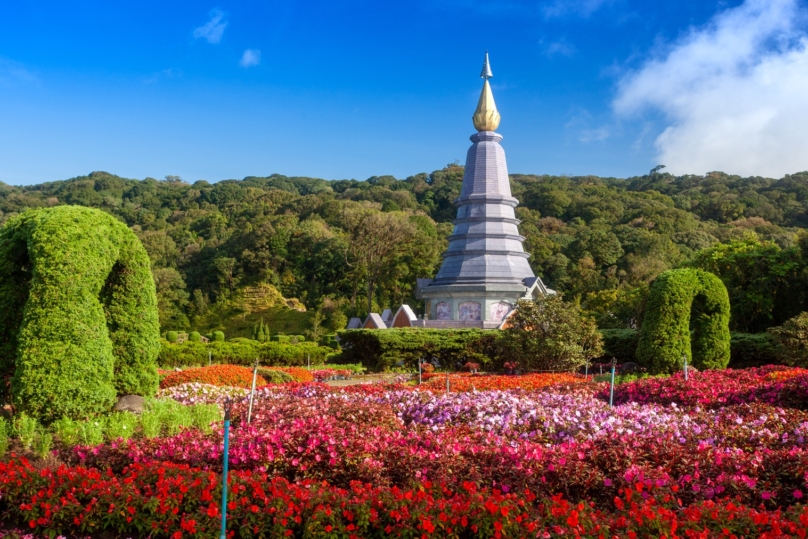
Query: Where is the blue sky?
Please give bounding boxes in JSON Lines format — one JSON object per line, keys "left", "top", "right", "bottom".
{"left": 2, "top": 0, "right": 807, "bottom": 185}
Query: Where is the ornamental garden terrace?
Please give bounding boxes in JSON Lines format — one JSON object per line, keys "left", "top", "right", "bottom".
{"left": 3, "top": 54, "right": 808, "bottom": 539}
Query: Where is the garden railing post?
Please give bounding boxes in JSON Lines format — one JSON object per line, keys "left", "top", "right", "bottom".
{"left": 446, "top": 372, "right": 450, "bottom": 394}
{"left": 683, "top": 355, "right": 688, "bottom": 381}
{"left": 584, "top": 363, "right": 589, "bottom": 382}
{"left": 247, "top": 359, "right": 258, "bottom": 425}
{"left": 307, "top": 353, "right": 310, "bottom": 371}
{"left": 418, "top": 361, "right": 422, "bottom": 385}
{"left": 609, "top": 357, "right": 617, "bottom": 408}
{"left": 209, "top": 350, "right": 212, "bottom": 366}
{"left": 220, "top": 399, "right": 232, "bottom": 539}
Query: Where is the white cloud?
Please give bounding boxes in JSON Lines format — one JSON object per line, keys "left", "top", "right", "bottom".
{"left": 543, "top": 39, "right": 577, "bottom": 57}
{"left": 614, "top": 0, "right": 808, "bottom": 177}
{"left": 239, "top": 49, "right": 261, "bottom": 68}
{"left": 193, "top": 9, "right": 227, "bottom": 44}
{"left": 543, "top": 0, "right": 611, "bottom": 18}
{"left": 0, "top": 57, "right": 38, "bottom": 84}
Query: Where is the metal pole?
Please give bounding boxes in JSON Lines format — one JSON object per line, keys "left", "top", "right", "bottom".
{"left": 609, "top": 358, "right": 616, "bottom": 408}
{"left": 247, "top": 359, "right": 258, "bottom": 424}
{"left": 418, "top": 360, "right": 422, "bottom": 385}
{"left": 683, "top": 355, "right": 688, "bottom": 381}
{"left": 209, "top": 350, "right": 212, "bottom": 366}
{"left": 584, "top": 363, "right": 588, "bottom": 382}
{"left": 446, "top": 372, "right": 450, "bottom": 394}
{"left": 307, "top": 353, "right": 310, "bottom": 371}
{"left": 219, "top": 401, "right": 232, "bottom": 539}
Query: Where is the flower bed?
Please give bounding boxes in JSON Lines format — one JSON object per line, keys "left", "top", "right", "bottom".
{"left": 421, "top": 372, "right": 583, "bottom": 391}
{"left": 5, "top": 457, "right": 808, "bottom": 538}
{"left": 160, "top": 365, "right": 268, "bottom": 389}
{"left": 607, "top": 365, "right": 808, "bottom": 409}
{"left": 7, "top": 366, "right": 808, "bottom": 537}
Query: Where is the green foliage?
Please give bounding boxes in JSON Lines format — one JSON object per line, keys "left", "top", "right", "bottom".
{"left": 188, "top": 331, "right": 201, "bottom": 342}
{"left": 322, "top": 362, "right": 365, "bottom": 374}
{"left": 103, "top": 412, "right": 139, "bottom": 441}
{"left": 729, "top": 332, "right": 782, "bottom": 369}
{"left": 13, "top": 413, "right": 38, "bottom": 450}
{"left": 33, "top": 431, "right": 53, "bottom": 460}
{"left": 768, "top": 312, "right": 808, "bottom": 367}
{"left": 337, "top": 328, "right": 495, "bottom": 372}
{"left": 0, "top": 206, "right": 160, "bottom": 422}
{"left": 51, "top": 417, "right": 81, "bottom": 447}
{"left": 0, "top": 418, "right": 8, "bottom": 456}
{"left": 6, "top": 169, "right": 808, "bottom": 336}
{"left": 157, "top": 339, "right": 331, "bottom": 368}
{"left": 166, "top": 331, "right": 179, "bottom": 343}
{"left": 256, "top": 368, "right": 295, "bottom": 384}
{"left": 190, "top": 404, "right": 221, "bottom": 433}
{"left": 687, "top": 238, "right": 804, "bottom": 332}
{"left": 637, "top": 269, "right": 731, "bottom": 374}
{"left": 498, "top": 297, "right": 603, "bottom": 372}
{"left": 599, "top": 329, "right": 639, "bottom": 363}
{"left": 213, "top": 331, "right": 225, "bottom": 342}
{"left": 79, "top": 420, "right": 104, "bottom": 446}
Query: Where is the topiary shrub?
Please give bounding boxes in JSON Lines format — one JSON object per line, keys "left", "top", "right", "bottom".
{"left": 157, "top": 340, "right": 331, "bottom": 368}
{"left": 271, "top": 335, "right": 291, "bottom": 344}
{"left": 256, "top": 368, "right": 295, "bottom": 384}
{"left": 213, "top": 331, "right": 225, "bottom": 342}
{"left": 337, "top": 328, "right": 494, "bottom": 372}
{"left": 166, "top": 331, "right": 179, "bottom": 343}
{"left": 188, "top": 331, "right": 201, "bottom": 342}
{"left": 0, "top": 205, "right": 160, "bottom": 422}
{"left": 636, "top": 268, "right": 730, "bottom": 374}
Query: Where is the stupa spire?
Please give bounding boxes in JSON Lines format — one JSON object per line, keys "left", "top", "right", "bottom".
{"left": 473, "top": 52, "right": 501, "bottom": 131}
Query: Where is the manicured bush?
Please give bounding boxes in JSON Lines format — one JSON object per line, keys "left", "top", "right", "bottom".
{"left": 768, "top": 312, "right": 808, "bottom": 367}
{"left": 256, "top": 368, "right": 295, "bottom": 384}
{"left": 188, "top": 331, "right": 201, "bottom": 342}
{"left": 337, "top": 328, "right": 494, "bottom": 371}
{"left": 212, "top": 331, "right": 225, "bottom": 342}
{"left": 166, "top": 331, "right": 179, "bottom": 343}
{"left": 499, "top": 297, "right": 603, "bottom": 372}
{"left": 636, "top": 268, "right": 731, "bottom": 374}
{"left": 729, "top": 332, "right": 782, "bottom": 368}
{"left": 0, "top": 205, "right": 160, "bottom": 422}
{"left": 598, "top": 329, "right": 639, "bottom": 363}
{"left": 157, "top": 340, "right": 331, "bottom": 368}
{"left": 271, "top": 335, "right": 291, "bottom": 343}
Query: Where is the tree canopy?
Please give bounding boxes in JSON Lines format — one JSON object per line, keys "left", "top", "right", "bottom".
{"left": 3, "top": 168, "right": 808, "bottom": 332}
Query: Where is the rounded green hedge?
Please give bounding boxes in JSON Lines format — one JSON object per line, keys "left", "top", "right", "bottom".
{"left": 188, "top": 331, "right": 201, "bottom": 342}
{"left": 0, "top": 206, "right": 160, "bottom": 421}
{"left": 637, "top": 268, "right": 731, "bottom": 374}
{"left": 157, "top": 340, "right": 332, "bottom": 368}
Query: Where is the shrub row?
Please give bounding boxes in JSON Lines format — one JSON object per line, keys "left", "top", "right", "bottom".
{"left": 336, "top": 328, "right": 497, "bottom": 372}
{"left": 157, "top": 340, "right": 332, "bottom": 368}
{"left": 597, "top": 329, "right": 783, "bottom": 369}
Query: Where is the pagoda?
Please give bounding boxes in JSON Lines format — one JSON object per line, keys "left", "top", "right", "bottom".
{"left": 416, "top": 53, "right": 554, "bottom": 328}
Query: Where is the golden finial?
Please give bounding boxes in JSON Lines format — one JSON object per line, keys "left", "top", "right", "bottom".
{"left": 473, "top": 52, "right": 500, "bottom": 131}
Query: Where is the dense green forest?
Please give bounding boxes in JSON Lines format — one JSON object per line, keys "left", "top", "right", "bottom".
{"left": 3, "top": 167, "right": 808, "bottom": 335}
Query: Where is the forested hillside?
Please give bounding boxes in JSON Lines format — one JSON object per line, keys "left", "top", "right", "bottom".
{"left": 2, "top": 167, "right": 808, "bottom": 333}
